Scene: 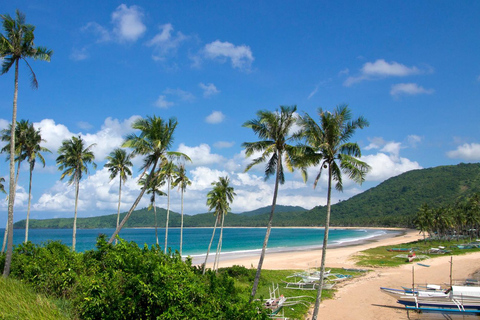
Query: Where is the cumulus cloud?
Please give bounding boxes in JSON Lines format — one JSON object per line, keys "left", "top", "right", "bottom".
{"left": 390, "top": 83, "right": 434, "bottom": 97}
{"left": 199, "top": 83, "right": 220, "bottom": 97}
{"left": 203, "top": 40, "right": 254, "bottom": 70}
{"left": 447, "top": 143, "right": 480, "bottom": 161}
{"left": 344, "top": 59, "right": 430, "bottom": 86}
{"left": 146, "top": 23, "right": 187, "bottom": 61}
{"left": 205, "top": 111, "right": 225, "bottom": 124}
{"left": 406, "top": 135, "right": 422, "bottom": 148}
{"left": 81, "top": 5, "right": 146, "bottom": 44}
{"left": 111, "top": 4, "right": 146, "bottom": 42}
{"left": 176, "top": 143, "right": 225, "bottom": 166}
{"left": 155, "top": 95, "right": 174, "bottom": 108}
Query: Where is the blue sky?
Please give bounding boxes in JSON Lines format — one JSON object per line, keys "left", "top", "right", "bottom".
{"left": 1, "top": 1, "right": 479, "bottom": 225}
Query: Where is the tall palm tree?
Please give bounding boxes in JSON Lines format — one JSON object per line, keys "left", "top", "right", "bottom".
{"left": 202, "top": 176, "right": 236, "bottom": 274}
{"left": 172, "top": 164, "right": 191, "bottom": 256}
{"left": 242, "top": 105, "right": 306, "bottom": 300}
{"left": 1, "top": 119, "right": 32, "bottom": 252}
{"left": 0, "top": 176, "right": 6, "bottom": 253}
{"left": 159, "top": 160, "right": 178, "bottom": 254}
{"left": 23, "top": 123, "right": 50, "bottom": 243}
{"left": 107, "top": 115, "right": 190, "bottom": 244}
{"left": 139, "top": 171, "right": 166, "bottom": 246}
{"left": 1, "top": 10, "right": 52, "bottom": 277}
{"left": 298, "top": 105, "right": 369, "bottom": 319}
{"left": 104, "top": 148, "right": 133, "bottom": 244}
{"left": 56, "top": 136, "right": 96, "bottom": 251}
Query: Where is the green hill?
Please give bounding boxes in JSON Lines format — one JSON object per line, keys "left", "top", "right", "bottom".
{"left": 14, "top": 163, "right": 480, "bottom": 228}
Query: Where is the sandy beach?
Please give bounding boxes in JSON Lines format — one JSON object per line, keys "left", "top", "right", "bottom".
{"left": 207, "top": 229, "right": 480, "bottom": 319}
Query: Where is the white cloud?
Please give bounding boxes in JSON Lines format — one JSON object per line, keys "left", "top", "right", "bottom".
{"left": 344, "top": 59, "right": 430, "bottom": 86}
{"left": 81, "top": 22, "right": 111, "bottom": 43}
{"left": 77, "top": 121, "right": 93, "bottom": 130}
{"left": 146, "top": 23, "right": 187, "bottom": 61}
{"left": 177, "top": 143, "right": 225, "bottom": 166}
{"left": 390, "top": 83, "right": 434, "bottom": 97}
{"left": 214, "top": 141, "right": 234, "bottom": 149}
{"left": 111, "top": 4, "right": 146, "bottom": 42}
{"left": 406, "top": 135, "right": 422, "bottom": 148}
{"left": 154, "top": 95, "right": 174, "bottom": 108}
{"left": 203, "top": 40, "right": 254, "bottom": 70}
{"left": 205, "top": 111, "right": 225, "bottom": 124}
{"left": 307, "top": 85, "right": 319, "bottom": 99}
{"left": 447, "top": 143, "right": 480, "bottom": 161}
{"left": 199, "top": 83, "right": 220, "bottom": 97}
{"left": 163, "top": 88, "right": 195, "bottom": 102}
{"left": 362, "top": 153, "right": 421, "bottom": 182}
{"left": 70, "top": 47, "right": 89, "bottom": 61}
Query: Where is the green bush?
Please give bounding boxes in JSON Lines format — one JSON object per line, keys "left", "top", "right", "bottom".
{"left": 7, "top": 235, "right": 267, "bottom": 320}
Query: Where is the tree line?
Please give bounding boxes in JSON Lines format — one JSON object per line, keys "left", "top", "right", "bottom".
{"left": 415, "top": 192, "right": 480, "bottom": 242}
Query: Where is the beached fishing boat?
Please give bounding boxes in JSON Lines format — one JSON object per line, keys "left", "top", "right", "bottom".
{"left": 380, "top": 285, "right": 480, "bottom": 311}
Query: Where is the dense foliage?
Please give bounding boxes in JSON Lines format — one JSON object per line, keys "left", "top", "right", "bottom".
{"left": 0, "top": 236, "right": 267, "bottom": 320}
{"left": 14, "top": 163, "right": 480, "bottom": 228}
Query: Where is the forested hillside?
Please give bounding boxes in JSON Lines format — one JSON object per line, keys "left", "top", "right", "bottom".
{"left": 14, "top": 163, "right": 480, "bottom": 228}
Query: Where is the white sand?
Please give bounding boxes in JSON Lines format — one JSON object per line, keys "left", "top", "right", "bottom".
{"left": 206, "top": 229, "right": 480, "bottom": 319}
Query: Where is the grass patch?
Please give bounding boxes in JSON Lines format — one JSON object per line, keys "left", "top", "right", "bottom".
{"left": 220, "top": 266, "right": 366, "bottom": 319}
{"left": 353, "top": 238, "right": 480, "bottom": 268}
{"left": 0, "top": 277, "right": 73, "bottom": 320}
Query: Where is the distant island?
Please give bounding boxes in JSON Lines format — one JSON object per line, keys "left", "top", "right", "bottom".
{"left": 14, "top": 163, "right": 480, "bottom": 229}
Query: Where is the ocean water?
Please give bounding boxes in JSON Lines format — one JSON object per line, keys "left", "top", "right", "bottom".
{"left": 1, "top": 227, "right": 398, "bottom": 258}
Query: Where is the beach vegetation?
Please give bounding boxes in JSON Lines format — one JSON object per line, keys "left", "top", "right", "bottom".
{"left": 297, "top": 105, "right": 370, "bottom": 319}
{"left": 56, "top": 135, "right": 96, "bottom": 251}
{"left": 0, "top": 236, "right": 267, "bottom": 319}
{"left": 139, "top": 171, "right": 166, "bottom": 246}
{"left": 354, "top": 238, "right": 480, "bottom": 268}
{"left": 242, "top": 105, "right": 307, "bottom": 300}
{"left": 104, "top": 148, "right": 133, "bottom": 244}
{"left": 107, "top": 115, "right": 191, "bottom": 244}
{"left": 172, "top": 163, "right": 191, "bottom": 256}
{"left": 159, "top": 160, "right": 178, "bottom": 254}
{"left": 1, "top": 9, "right": 52, "bottom": 277}
{"left": 203, "top": 176, "right": 236, "bottom": 274}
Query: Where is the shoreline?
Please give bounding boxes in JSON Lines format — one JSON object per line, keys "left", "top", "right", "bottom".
{"left": 203, "top": 228, "right": 480, "bottom": 320}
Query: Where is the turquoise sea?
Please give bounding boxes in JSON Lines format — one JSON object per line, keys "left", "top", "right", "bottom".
{"left": 1, "top": 227, "right": 399, "bottom": 261}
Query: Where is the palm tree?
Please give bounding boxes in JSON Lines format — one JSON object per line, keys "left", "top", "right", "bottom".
{"left": 1, "top": 119, "right": 32, "bottom": 252}
{"left": 0, "top": 177, "right": 5, "bottom": 194}
{"left": 139, "top": 171, "right": 166, "bottom": 246}
{"left": 1, "top": 9, "right": 52, "bottom": 277}
{"left": 172, "top": 164, "right": 191, "bottom": 256}
{"left": 415, "top": 203, "right": 432, "bottom": 243}
{"left": 107, "top": 116, "right": 190, "bottom": 244}
{"left": 242, "top": 105, "right": 306, "bottom": 300}
{"left": 104, "top": 148, "right": 133, "bottom": 244}
{"left": 56, "top": 136, "right": 96, "bottom": 251}
{"left": 159, "top": 160, "right": 178, "bottom": 254}
{"left": 23, "top": 123, "right": 51, "bottom": 243}
{"left": 202, "top": 176, "right": 236, "bottom": 274}
{"left": 298, "top": 105, "right": 370, "bottom": 319}
{"left": 1, "top": 120, "right": 32, "bottom": 189}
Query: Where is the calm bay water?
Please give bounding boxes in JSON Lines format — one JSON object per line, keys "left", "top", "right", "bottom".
{"left": 1, "top": 227, "right": 397, "bottom": 258}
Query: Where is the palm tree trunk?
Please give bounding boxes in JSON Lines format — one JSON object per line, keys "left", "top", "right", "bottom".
{"left": 312, "top": 164, "right": 333, "bottom": 320}
{"left": 25, "top": 162, "right": 34, "bottom": 243}
{"left": 202, "top": 217, "right": 218, "bottom": 275}
{"left": 164, "top": 178, "right": 171, "bottom": 254}
{"left": 72, "top": 177, "right": 80, "bottom": 251}
{"left": 3, "top": 59, "right": 19, "bottom": 277}
{"left": 250, "top": 153, "right": 281, "bottom": 301}
{"left": 115, "top": 180, "right": 122, "bottom": 245}
{"left": 180, "top": 189, "right": 184, "bottom": 256}
{"left": 108, "top": 162, "right": 158, "bottom": 244}
{"left": 213, "top": 212, "right": 225, "bottom": 273}
{"left": 2, "top": 221, "right": 8, "bottom": 253}
{"left": 154, "top": 201, "right": 159, "bottom": 246}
